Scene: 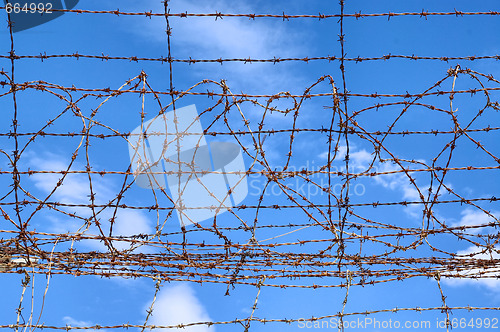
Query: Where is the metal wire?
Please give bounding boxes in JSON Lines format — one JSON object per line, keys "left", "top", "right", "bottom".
{"left": 0, "top": 1, "right": 499, "bottom": 331}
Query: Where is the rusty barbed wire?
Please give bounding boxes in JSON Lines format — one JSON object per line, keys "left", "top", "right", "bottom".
{"left": 0, "top": 2, "right": 499, "bottom": 331}
{"left": 2, "top": 53, "right": 500, "bottom": 64}
{"left": 5, "top": 76, "right": 500, "bottom": 99}
{"left": 1, "top": 6, "right": 500, "bottom": 19}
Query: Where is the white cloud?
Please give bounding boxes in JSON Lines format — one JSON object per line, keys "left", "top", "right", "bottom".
{"left": 111, "top": 209, "right": 153, "bottom": 251}
{"left": 171, "top": 3, "right": 285, "bottom": 59}
{"left": 442, "top": 209, "right": 500, "bottom": 290}
{"left": 350, "top": 149, "right": 373, "bottom": 168}
{"left": 319, "top": 145, "right": 349, "bottom": 162}
{"left": 320, "top": 147, "right": 500, "bottom": 291}
{"left": 63, "top": 316, "right": 105, "bottom": 332}
{"left": 319, "top": 145, "right": 373, "bottom": 169}
{"left": 25, "top": 152, "right": 153, "bottom": 252}
{"left": 443, "top": 245, "right": 500, "bottom": 291}
{"left": 63, "top": 316, "right": 92, "bottom": 326}
{"left": 144, "top": 0, "right": 300, "bottom": 59}
{"left": 319, "top": 145, "right": 425, "bottom": 217}
{"left": 128, "top": 0, "right": 307, "bottom": 93}
{"left": 148, "top": 284, "right": 214, "bottom": 332}
{"left": 451, "top": 208, "right": 500, "bottom": 234}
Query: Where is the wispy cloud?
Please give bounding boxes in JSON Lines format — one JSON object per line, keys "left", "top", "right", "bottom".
{"left": 128, "top": 0, "right": 309, "bottom": 93}
{"left": 29, "top": 152, "right": 113, "bottom": 209}
{"left": 63, "top": 316, "right": 106, "bottom": 332}
{"left": 142, "top": 0, "right": 302, "bottom": 59}
{"left": 63, "top": 316, "right": 92, "bottom": 326}
{"left": 25, "top": 152, "right": 153, "bottom": 251}
{"left": 169, "top": 2, "right": 294, "bottom": 60}
{"left": 320, "top": 144, "right": 426, "bottom": 217}
{"left": 443, "top": 245, "right": 500, "bottom": 291}
{"left": 442, "top": 208, "right": 500, "bottom": 291}
{"left": 451, "top": 208, "right": 500, "bottom": 234}
{"left": 372, "top": 160, "right": 421, "bottom": 199}
{"left": 148, "top": 284, "right": 214, "bottom": 332}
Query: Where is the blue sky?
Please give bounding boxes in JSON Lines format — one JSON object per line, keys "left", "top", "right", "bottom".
{"left": 0, "top": 0, "right": 499, "bottom": 331}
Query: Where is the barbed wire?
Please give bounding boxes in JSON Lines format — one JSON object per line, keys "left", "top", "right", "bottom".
{"left": 0, "top": 1, "right": 499, "bottom": 331}
{"left": 2, "top": 53, "right": 500, "bottom": 64}
{"left": 2, "top": 6, "right": 500, "bottom": 19}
